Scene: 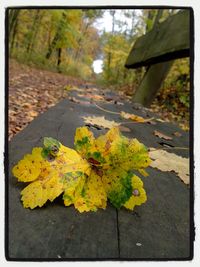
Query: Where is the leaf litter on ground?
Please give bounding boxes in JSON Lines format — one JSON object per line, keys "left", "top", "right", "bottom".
{"left": 153, "top": 130, "right": 173, "bottom": 141}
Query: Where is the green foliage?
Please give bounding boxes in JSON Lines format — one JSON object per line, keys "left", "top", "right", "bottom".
{"left": 9, "top": 7, "right": 190, "bottom": 119}
{"left": 9, "top": 9, "right": 101, "bottom": 80}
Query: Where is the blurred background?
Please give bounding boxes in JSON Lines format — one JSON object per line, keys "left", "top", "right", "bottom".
{"left": 8, "top": 9, "right": 190, "bottom": 140}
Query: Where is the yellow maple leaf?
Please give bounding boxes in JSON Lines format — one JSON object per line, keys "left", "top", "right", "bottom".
{"left": 12, "top": 127, "right": 151, "bottom": 212}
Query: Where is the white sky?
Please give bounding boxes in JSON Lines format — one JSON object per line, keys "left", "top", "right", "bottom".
{"left": 94, "top": 9, "right": 140, "bottom": 33}
{"left": 93, "top": 9, "right": 139, "bottom": 73}
{"left": 92, "top": 59, "right": 103, "bottom": 74}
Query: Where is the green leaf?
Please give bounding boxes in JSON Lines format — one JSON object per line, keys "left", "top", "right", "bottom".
{"left": 43, "top": 137, "right": 60, "bottom": 149}
{"left": 108, "top": 171, "right": 133, "bottom": 209}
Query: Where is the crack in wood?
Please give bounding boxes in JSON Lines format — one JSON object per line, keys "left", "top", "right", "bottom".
{"left": 116, "top": 209, "right": 121, "bottom": 258}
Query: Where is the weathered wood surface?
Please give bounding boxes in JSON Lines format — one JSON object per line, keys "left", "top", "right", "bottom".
{"left": 7, "top": 89, "right": 191, "bottom": 260}
{"left": 125, "top": 10, "right": 190, "bottom": 69}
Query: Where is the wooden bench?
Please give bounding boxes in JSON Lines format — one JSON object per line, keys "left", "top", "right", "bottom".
{"left": 124, "top": 9, "right": 192, "bottom": 107}
{"left": 7, "top": 90, "right": 191, "bottom": 260}
{"left": 125, "top": 10, "right": 190, "bottom": 69}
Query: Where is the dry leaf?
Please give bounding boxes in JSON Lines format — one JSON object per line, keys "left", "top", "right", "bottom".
{"left": 153, "top": 130, "right": 172, "bottom": 140}
{"left": 156, "top": 118, "right": 166, "bottom": 122}
{"left": 149, "top": 148, "right": 189, "bottom": 184}
{"left": 173, "top": 131, "right": 182, "bottom": 137}
{"left": 120, "top": 111, "right": 146, "bottom": 122}
{"left": 28, "top": 111, "right": 38, "bottom": 117}
{"left": 69, "top": 96, "right": 90, "bottom": 105}
{"left": 118, "top": 125, "right": 131, "bottom": 132}
{"left": 82, "top": 116, "right": 120, "bottom": 129}
{"left": 78, "top": 93, "right": 105, "bottom": 101}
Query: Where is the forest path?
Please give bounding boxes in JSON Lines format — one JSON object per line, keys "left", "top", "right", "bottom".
{"left": 9, "top": 59, "right": 98, "bottom": 140}
{"left": 8, "top": 59, "right": 188, "bottom": 141}
{"left": 8, "top": 79, "right": 190, "bottom": 259}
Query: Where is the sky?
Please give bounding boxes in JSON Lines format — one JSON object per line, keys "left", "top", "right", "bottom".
{"left": 92, "top": 9, "right": 142, "bottom": 73}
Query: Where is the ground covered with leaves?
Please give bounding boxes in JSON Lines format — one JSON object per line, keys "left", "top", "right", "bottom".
{"left": 9, "top": 59, "right": 189, "bottom": 141}
{"left": 9, "top": 59, "right": 88, "bottom": 140}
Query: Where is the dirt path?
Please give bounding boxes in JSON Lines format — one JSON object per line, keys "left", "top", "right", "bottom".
{"left": 8, "top": 59, "right": 90, "bottom": 140}
{"left": 8, "top": 59, "right": 189, "bottom": 140}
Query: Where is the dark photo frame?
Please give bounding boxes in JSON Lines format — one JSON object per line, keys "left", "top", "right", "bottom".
{"left": 5, "top": 5, "right": 194, "bottom": 261}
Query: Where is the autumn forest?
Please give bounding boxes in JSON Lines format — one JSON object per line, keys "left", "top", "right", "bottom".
{"left": 8, "top": 8, "right": 190, "bottom": 139}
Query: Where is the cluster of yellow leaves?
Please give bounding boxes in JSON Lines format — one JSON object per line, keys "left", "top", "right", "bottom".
{"left": 12, "top": 127, "right": 151, "bottom": 212}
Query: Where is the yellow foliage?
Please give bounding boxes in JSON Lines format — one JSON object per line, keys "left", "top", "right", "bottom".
{"left": 12, "top": 127, "right": 151, "bottom": 212}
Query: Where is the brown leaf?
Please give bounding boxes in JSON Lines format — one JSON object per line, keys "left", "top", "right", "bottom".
{"left": 28, "top": 111, "right": 38, "bottom": 117}
{"left": 173, "top": 131, "right": 182, "bottom": 137}
{"left": 69, "top": 97, "right": 90, "bottom": 105}
{"left": 153, "top": 130, "right": 172, "bottom": 140}
{"left": 149, "top": 148, "right": 189, "bottom": 184}
{"left": 156, "top": 118, "right": 166, "bottom": 122}
{"left": 120, "top": 111, "right": 146, "bottom": 122}
{"left": 82, "top": 116, "right": 120, "bottom": 129}
{"left": 120, "top": 111, "right": 154, "bottom": 123}
{"left": 118, "top": 125, "right": 131, "bottom": 132}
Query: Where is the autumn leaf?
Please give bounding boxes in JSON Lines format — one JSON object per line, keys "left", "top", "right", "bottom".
{"left": 149, "top": 148, "right": 189, "bottom": 185}
{"left": 118, "top": 125, "right": 131, "bottom": 132}
{"left": 120, "top": 111, "right": 154, "bottom": 123}
{"left": 173, "top": 131, "right": 182, "bottom": 137}
{"left": 12, "top": 127, "right": 151, "bottom": 212}
{"left": 120, "top": 111, "right": 146, "bottom": 122}
{"left": 153, "top": 130, "right": 173, "bottom": 140}
{"left": 82, "top": 115, "right": 120, "bottom": 129}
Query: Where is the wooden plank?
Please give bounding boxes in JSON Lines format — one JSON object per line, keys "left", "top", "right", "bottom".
{"left": 125, "top": 10, "right": 190, "bottom": 69}
{"left": 118, "top": 168, "right": 190, "bottom": 259}
{"left": 8, "top": 100, "right": 119, "bottom": 259}
{"left": 7, "top": 91, "right": 191, "bottom": 259}
{"left": 115, "top": 104, "right": 191, "bottom": 258}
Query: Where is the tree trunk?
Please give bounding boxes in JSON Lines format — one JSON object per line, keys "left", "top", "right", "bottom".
{"left": 45, "top": 12, "right": 66, "bottom": 60}
{"left": 26, "top": 10, "right": 43, "bottom": 54}
{"left": 106, "top": 10, "right": 116, "bottom": 80}
{"left": 74, "top": 21, "right": 90, "bottom": 61}
{"left": 132, "top": 9, "right": 173, "bottom": 106}
{"left": 57, "top": 48, "right": 62, "bottom": 66}
{"left": 9, "top": 9, "right": 20, "bottom": 53}
{"left": 9, "top": 9, "right": 20, "bottom": 37}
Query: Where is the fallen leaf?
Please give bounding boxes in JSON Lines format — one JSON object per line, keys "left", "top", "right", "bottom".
{"left": 153, "top": 130, "right": 172, "bottom": 140}
{"left": 149, "top": 148, "right": 189, "bottom": 184}
{"left": 118, "top": 125, "right": 131, "bottom": 132}
{"left": 173, "top": 131, "right": 182, "bottom": 137}
{"left": 78, "top": 93, "right": 105, "bottom": 101}
{"left": 82, "top": 116, "right": 120, "bottom": 129}
{"left": 120, "top": 111, "right": 154, "bottom": 123}
{"left": 28, "top": 111, "right": 38, "bottom": 117}
{"left": 156, "top": 118, "right": 166, "bottom": 122}
{"left": 69, "top": 97, "right": 90, "bottom": 105}
{"left": 64, "top": 85, "right": 73, "bottom": 91}
{"left": 22, "top": 103, "right": 32, "bottom": 108}
{"left": 115, "top": 101, "right": 124, "bottom": 105}
{"left": 120, "top": 111, "right": 146, "bottom": 122}
{"left": 180, "top": 123, "right": 189, "bottom": 131}
{"left": 12, "top": 127, "right": 151, "bottom": 212}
